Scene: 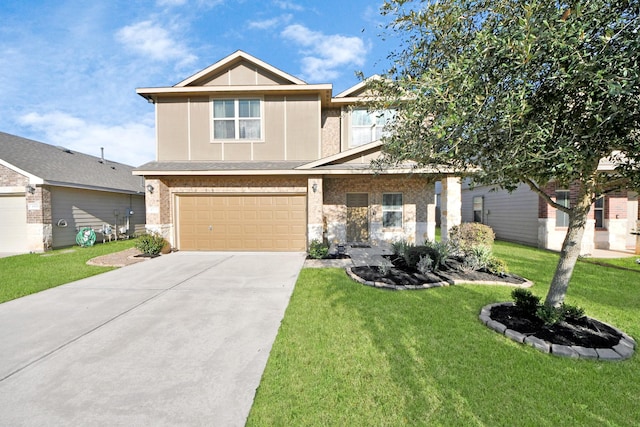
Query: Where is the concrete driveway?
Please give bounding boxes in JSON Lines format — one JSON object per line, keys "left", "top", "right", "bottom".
{"left": 0, "top": 251, "right": 306, "bottom": 426}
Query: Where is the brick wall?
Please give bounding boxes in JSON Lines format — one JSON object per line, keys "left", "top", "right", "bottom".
{"left": 0, "top": 164, "right": 28, "bottom": 187}
{"left": 321, "top": 108, "right": 341, "bottom": 157}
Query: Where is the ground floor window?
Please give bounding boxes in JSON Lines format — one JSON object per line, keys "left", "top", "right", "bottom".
{"left": 473, "top": 196, "right": 483, "bottom": 223}
{"left": 556, "top": 190, "right": 570, "bottom": 227}
{"left": 594, "top": 194, "right": 604, "bottom": 228}
{"left": 382, "top": 193, "right": 403, "bottom": 227}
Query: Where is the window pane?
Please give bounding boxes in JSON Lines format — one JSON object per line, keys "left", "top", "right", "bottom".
{"left": 214, "top": 120, "right": 235, "bottom": 139}
{"left": 239, "top": 119, "right": 260, "bottom": 139}
{"left": 239, "top": 99, "right": 260, "bottom": 118}
{"left": 556, "top": 191, "right": 570, "bottom": 227}
{"left": 351, "top": 128, "right": 372, "bottom": 147}
{"left": 383, "top": 212, "right": 403, "bottom": 228}
{"left": 595, "top": 210, "right": 604, "bottom": 228}
{"left": 352, "top": 109, "right": 372, "bottom": 126}
{"left": 383, "top": 193, "right": 402, "bottom": 208}
{"left": 213, "top": 100, "right": 234, "bottom": 118}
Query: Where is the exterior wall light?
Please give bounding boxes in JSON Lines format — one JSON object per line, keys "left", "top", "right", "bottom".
{"left": 26, "top": 184, "right": 36, "bottom": 194}
{"left": 146, "top": 184, "right": 154, "bottom": 193}
{"left": 312, "top": 183, "right": 318, "bottom": 193}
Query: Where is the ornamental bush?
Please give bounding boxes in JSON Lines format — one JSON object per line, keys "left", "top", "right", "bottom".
{"left": 135, "top": 232, "right": 167, "bottom": 255}
{"left": 449, "top": 223, "right": 495, "bottom": 253}
{"left": 308, "top": 240, "right": 329, "bottom": 259}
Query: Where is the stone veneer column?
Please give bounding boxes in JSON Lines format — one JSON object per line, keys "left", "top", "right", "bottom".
{"left": 440, "top": 176, "right": 461, "bottom": 242}
{"left": 307, "top": 176, "right": 323, "bottom": 245}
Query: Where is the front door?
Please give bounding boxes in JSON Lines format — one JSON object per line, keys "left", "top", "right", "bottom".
{"left": 347, "top": 193, "right": 369, "bottom": 243}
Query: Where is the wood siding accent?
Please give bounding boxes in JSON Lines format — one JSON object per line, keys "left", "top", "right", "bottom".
{"left": 177, "top": 194, "right": 306, "bottom": 251}
{"left": 461, "top": 183, "right": 539, "bottom": 246}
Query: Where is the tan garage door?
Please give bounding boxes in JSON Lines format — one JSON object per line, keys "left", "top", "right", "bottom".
{"left": 0, "top": 195, "right": 28, "bottom": 252}
{"left": 177, "top": 194, "right": 306, "bottom": 251}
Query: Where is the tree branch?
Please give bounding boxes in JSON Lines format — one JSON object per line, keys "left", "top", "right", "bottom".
{"left": 524, "top": 177, "right": 570, "bottom": 214}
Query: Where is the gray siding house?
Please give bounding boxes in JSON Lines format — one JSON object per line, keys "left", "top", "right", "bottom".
{"left": 0, "top": 132, "right": 146, "bottom": 253}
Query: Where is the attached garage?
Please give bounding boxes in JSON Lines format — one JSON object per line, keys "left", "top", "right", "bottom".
{"left": 0, "top": 195, "right": 29, "bottom": 252}
{"left": 177, "top": 194, "right": 306, "bottom": 251}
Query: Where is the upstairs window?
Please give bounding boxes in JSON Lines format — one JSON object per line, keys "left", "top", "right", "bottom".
{"left": 350, "top": 108, "right": 395, "bottom": 147}
{"left": 382, "top": 193, "right": 403, "bottom": 228}
{"left": 213, "top": 98, "right": 262, "bottom": 140}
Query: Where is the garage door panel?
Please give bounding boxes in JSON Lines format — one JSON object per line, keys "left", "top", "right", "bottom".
{"left": 0, "top": 196, "right": 28, "bottom": 252}
{"left": 178, "top": 194, "right": 306, "bottom": 251}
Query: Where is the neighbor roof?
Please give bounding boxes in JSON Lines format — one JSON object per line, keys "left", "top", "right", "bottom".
{"left": 0, "top": 131, "right": 144, "bottom": 194}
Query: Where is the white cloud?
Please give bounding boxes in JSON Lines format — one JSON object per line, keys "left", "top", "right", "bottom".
{"left": 274, "top": 0, "right": 304, "bottom": 11}
{"left": 19, "top": 111, "right": 156, "bottom": 167}
{"left": 281, "top": 24, "right": 369, "bottom": 81}
{"left": 248, "top": 14, "right": 292, "bottom": 30}
{"left": 115, "top": 20, "right": 197, "bottom": 68}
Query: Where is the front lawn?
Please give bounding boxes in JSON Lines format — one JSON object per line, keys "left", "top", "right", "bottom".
{"left": 0, "top": 239, "right": 137, "bottom": 304}
{"left": 248, "top": 241, "right": 640, "bottom": 426}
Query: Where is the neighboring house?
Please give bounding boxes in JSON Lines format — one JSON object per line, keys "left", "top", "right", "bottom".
{"left": 134, "top": 51, "right": 461, "bottom": 252}
{"left": 0, "top": 132, "right": 146, "bottom": 253}
{"left": 461, "top": 178, "right": 638, "bottom": 255}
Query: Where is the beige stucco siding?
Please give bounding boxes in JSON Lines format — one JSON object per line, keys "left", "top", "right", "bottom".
{"left": 157, "top": 98, "right": 189, "bottom": 161}
{"left": 461, "top": 183, "right": 539, "bottom": 246}
{"left": 51, "top": 187, "right": 145, "bottom": 248}
{"left": 156, "top": 94, "right": 321, "bottom": 162}
{"left": 285, "top": 95, "right": 320, "bottom": 160}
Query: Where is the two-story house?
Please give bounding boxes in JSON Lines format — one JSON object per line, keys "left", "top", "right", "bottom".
{"left": 134, "top": 51, "right": 461, "bottom": 251}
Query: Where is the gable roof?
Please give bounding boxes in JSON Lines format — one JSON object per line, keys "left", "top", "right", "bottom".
{"left": 0, "top": 131, "right": 144, "bottom": 194}
{"left": 175, "top": 50, "right": 307, "bottom": 87}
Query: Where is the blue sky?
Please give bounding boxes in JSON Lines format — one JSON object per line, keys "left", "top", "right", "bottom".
{"left": 0, "top": 0, "right": 395, "bottom": 166}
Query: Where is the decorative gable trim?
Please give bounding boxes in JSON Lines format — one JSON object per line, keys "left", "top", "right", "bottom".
{"left": 296, "top": 140, "right": 383, "bottom": 170}
{"left": 175, "top": 50, "right": 307, "bottom": 88}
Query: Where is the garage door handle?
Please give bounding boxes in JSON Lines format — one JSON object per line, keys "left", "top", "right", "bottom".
{"left": 209, "top": 225, "right": 213, "bottom": 231}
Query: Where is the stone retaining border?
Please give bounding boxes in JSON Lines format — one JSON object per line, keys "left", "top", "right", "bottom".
{"left": 346, "top": 267, "right": 534, "bottom": 290}
{"left": 479, "top": 302, "right": 637, "bottom": 361}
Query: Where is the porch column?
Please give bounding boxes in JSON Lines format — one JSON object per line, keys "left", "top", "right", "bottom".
{"left": 440, "top": 176, "right": 461, "bottom": 242}
{"left": 307, "top": 176, "right": 324, "bottom": 245}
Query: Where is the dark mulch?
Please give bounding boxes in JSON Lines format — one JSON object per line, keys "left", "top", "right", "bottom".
{"left": 490, "top": 304, "right": 622, "bottom": 348}
{"left": 350, "top": 255, "right": 527, "bottom": 287}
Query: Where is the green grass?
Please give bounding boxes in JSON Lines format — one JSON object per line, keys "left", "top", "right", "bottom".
{"left": 248, "top": 240, "right": 640, "bottom": 426}
{"left": 0, "top": 239, "right": 137, "bottom": 304}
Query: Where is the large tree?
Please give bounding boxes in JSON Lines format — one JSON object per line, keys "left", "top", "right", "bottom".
{"left": 371, "top": 0, "right": 640, "bottom": 307}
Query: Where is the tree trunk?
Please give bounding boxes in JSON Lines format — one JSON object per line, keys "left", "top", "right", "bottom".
{"left": 544, "top": 188, "right": 593, "bottom": 308}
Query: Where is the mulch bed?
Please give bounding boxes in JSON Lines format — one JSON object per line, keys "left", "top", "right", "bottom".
{"left": 490, "top": 304, "right": 622, "bottom": 348}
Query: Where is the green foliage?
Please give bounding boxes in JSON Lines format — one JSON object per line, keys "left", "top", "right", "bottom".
{"left": 308, "top": 240, "right": 329, "bottom": 259}
{"left": 391, "top": 238, "right": 414, "bottom": 259}
{"left": 511, "top": 288, "right": 541, "bottom": 316}
{"left": 462, "top": 244, "right": 493, "bottom": 271}
{"left": 536, "top": 305, "right": 564, "bottom": 325}
{"left": 372, "top": 0, "right": 640, "bottom": 307}
{"left": 377, "top": 260, "right": 394, "bottom": 276}
{"left": 561, "top": 303, "right": 586, "bottom": 322}
{"left": 135, "top": 232, "right": 167, "bottom": 255}
{"left": 416, "top": 255, "right": 433, "bottom": 274}
{"left": 449, "top": 223, "right": 495, "bottom": 253}
{"left": 405, "top": 240, "right": 451, "bottom": 270}
{"left": 486, "top": 256, "right": 509, "bottom": 275}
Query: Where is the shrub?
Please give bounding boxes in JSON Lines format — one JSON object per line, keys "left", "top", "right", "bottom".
{"left": 308, "top": 240, "right": 329, "bottom": 259}
{"left": 511, "top": 288, "right": 541, "bottom": 316}
{"left": 378, "top": 260, "right": 393, "bottom": 275}
{"left": 462, "top": 244, "right": 493, "bottom": 271}
{"left": 135, "top": 232, "right": 167, "bottom": 255}
{"left": 416, "top": 255, "right": 433, "bottom": 274}
{"left": 486, "top": 256, "right": 509, "bottom": 275}
{"left": 536, "top": 305, "right": 564, "bottom": 325}
{"left": 391, "top": 239, "right": 413, "bottom": 258}
{"left": 561, "top": 303, "right": 586, "bottom": 322}
{"left": 449, "top": 223, "right": 495, "bottom": 252}
{"left": 405, "top": 240, "right": 451, "bottom": 270}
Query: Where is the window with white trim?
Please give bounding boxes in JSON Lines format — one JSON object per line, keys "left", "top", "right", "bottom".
{"left": 556, "top": 190, "right": 570, "bottom": 227}
{"left": 212, "top": 98, "right": 262, "bottom": 140}
{"left": 594, "top": 194, "right": 604, "bottom": 228}
{"left": 350, "top": 108, "right": 395, "bottom": 147}
{"left": 473, "top": 196, "right": 483, "bottom": 223}
{"left": 382, "top": 193, "right": 403, "bottom": 228}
